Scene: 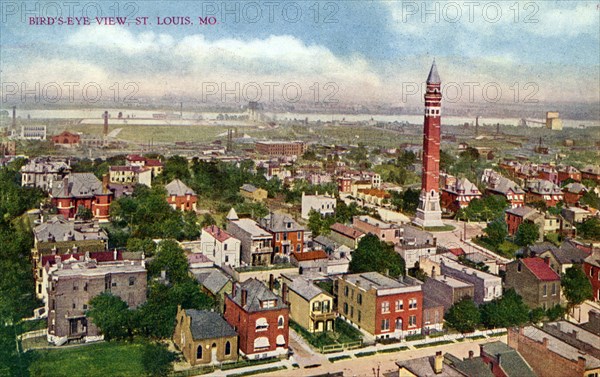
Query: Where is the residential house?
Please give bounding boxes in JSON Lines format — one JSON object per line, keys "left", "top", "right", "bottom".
{"left": 259, "top": 213, "right": 305, "bottom": 256}
{"left": 396, "top": 350, "right": 495, "bottom": 377}
{"left": 125, "top": 154, "right": 163, "bottom": 178}
{"left": 508, "top": 326, "right": 600, "bottom": 377}
{"left": 505, "top": 206, "right": 544, "bottom": 242}
{"left": 440, "top": 257, "right": 502, "bottom": 305}
{"left": 562, "top": 207, "right": 593, "bottom": 225}
{"left": 108, "top": 166, "right": 152, "bottom": 187}
{"left": 352, "top": 215, "right": 400, "bottom": 244}
{"left": 223, "top": 278, "right": 289, "bottom": 359}
{"left": 46, "top": 258, "right": 146, "bottom": 346}
{"left": 583, "top": 249, "right": 600, "bottom": 302}
{"left": 336, "top": 272, "right": 423, "bottom": 340}
{"left": 284, "top": 276, "right": 335, "bottom": 333}
{"left": 526, "top": 241, "right": 589, "bottom": 274}
{"left": 581, "top": 165, "right": 600, "bottom": 183}
{"left": 193, "top": 268, "right": 233, "bottom": 311}
{"left": 422, "top": 298, "right": 444, "bottom": 333}
{"left": 165, "top": 179, "right": 197, "bottom": 211}
{"left": 395, "top": 226, "right": 437, "bottom": 269}
{"left": 240, "top": 184, "right": 268, "bottom": 202}
{"left": 505, "top": 257, "right": 561, "bottom": 309}
{"left": 542, "top": 321, "right": 600, "bottom": 360}
{"left": 329, "top": 223, "right": 365, "bottom": 249}
{"left": 200, "top": 225, "right": 241, "bottom": 268}
{"left": 50, "top": 173, "right": 113, "bottom": 221}
{"left": 525, "top": 179, "right": 564, "bottom": 207}
{"left": 558, "top": 166, "right": 582, "bottom": 185}
{"left": 479, "top": 341, "right": 537, "bottom": 377}
{"left": 187, "top": 253, "right": 213, "bottom": 269}
{"left": 21, "top": 157, "right": 71, "bottom": 191}
{"left": 301, "top": 192, "right": 336, "bottom": 219}
{"left": 482, "top": 169, "right": 525, "bottom": 208}
{"left": 563, "top": 183, "right": 588, "bottom": 205}
{"left": 441, "top": 176, "right": 482, "bottom": 212}
{"left": 356, "top": 188, "right": 391, "bottom": 207}
{"left": 173, "top": 307, "right": 238, "bottom": 366}
{"left": 226, "top": 217, "right": 273, "bottom": 266}
{"left": 290, "top": 250, "right": 328, "bottom": 275}
{"left": 422, "top": 273, "right": 475, "bottom": 313}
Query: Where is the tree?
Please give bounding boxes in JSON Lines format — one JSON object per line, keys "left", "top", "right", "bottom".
{"left": 126, "top": 238, "right": 157, "bottom": 257}
{"left": 445, "top": 298, "right": 480, "bottom": 333}
{"left": 546, "top": 304, "right": 566, "bottom": 321}
{"left": 577, "top": 217, "right": 600, "bottom": 241}
{"left": 480, "top": 289, "right": 529, "bottom": 328}
{"left": 307, "top": 209, "right": 325, "bottom": 237}
{"left": 484, "top": 219, "right": 508, "bottom": 247}
{"left": 75, "top": 205, "right": 93, "bottom": 221}
{"left": 148, "top": 240, "right": 190, "bottom": 284}
{"left": 401, "top": 188, "right": 420, "bottom": 215}
{"left": 142, "top": 342, "right": 176, "bottom": 377}
{"left": 349, "top": 235, "right": 405, "bottom": 278}
{"left": 515, "top": 221, "right": 540, "bottom": 247}
{"left": 86, "top": 293, "right": 132, "bottom": 341}
{"left": 561, "top": 265, "right": 593, "bottom": 312}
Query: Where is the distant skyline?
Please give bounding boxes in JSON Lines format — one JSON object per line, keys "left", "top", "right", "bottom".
{"left": 1, "top": 1, "right": 599, "bottom": 106}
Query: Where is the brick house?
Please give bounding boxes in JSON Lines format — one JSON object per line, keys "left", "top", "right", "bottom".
{"left": 226, "top": 216, "right": 273, "bottom": 266}
{"left": 481, "top": 169, "right": 525, "bottom": 208}
{"left": 422, "top": 274, "right": 474, "bottom": 313}
{"left": 563, "top": 183, "right": 588, "bottom": 205}
{"left": 505, "top": 206, "right": 544, "bottom": 241}
{"left": 329, "top": 223, "right": 365, "bottom": 249}
{"left": 479, "top": 341, "right": 536, "bottom": 377}
{"left": 508, "top": 326, "right": 600, "bottom": 377}
{"left": 259, "top": 213, "right": 305, "bottom": 256}
{"left": 505, "top": 257, "right": 561, "bottom": 309}
{"left": 223, "top": 278, "right": 289, "bottom": 360}
{"left": 557, "top": 166, "right": 581, "bottom": 185}
{"left": 255, "top": 140, "right": 306, "bottom": 156}
{"left": 46, "top": 258, "right": 146, "bottom": 346}
{"left": 336, "top": 272, "right": 423, "bottom": 340}
{"left": 583, "top": 249, "right": 600, "bottom": 302}
{"left": 581, "top": 165, "right": 600, "bottom": 183}
{"left": 50, "top": 173, "right": 113, "bottom": 221}
{"left": 51, "top": 131, "right": 80, "bottom": 147}
{"left": 173, "top": 306, "right": 238, "bottom": 366}
{"left": 441, "top": 177, "right": 482, "bottom": 212}
{"left": 525, "top": 179, "right": 564, "bottom": 207}
{"left": 165, "top": 179, "right": 197, "bottom": 211}
{"left": 352, "top": 215, "right": 400, "bottom": 244}
{"left": 200, "top": 225, "right": 241, "bottom": 268}
{"left": 439, "top": 257, "right": 502, "bottom": 305}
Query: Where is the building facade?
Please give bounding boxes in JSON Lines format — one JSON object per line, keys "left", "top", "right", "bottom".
{"left": 301, "top": 192, "right": 336, "bottom": 219}
{"left": 227, "top": 218, "right": 273, "bottom": 266}
{"left": 50, "top": 173, "right": 113, "bottom": 221}
{"left": 200, "top": 225, "right": 241, "bottom": 268}
{"left": 255, "top": 141, "right": 307, "bottom": 156}
{"left": 21, "top": 157, "right": 71, "bottom": 191}
{"left": 165, "top": 179, "right": 197, "bottom": 211}
{"left": 505, "top": 257, "right": 561, "bottom": 309}
{"left": 259, "top": 213, "right": 305, "bottom": 256}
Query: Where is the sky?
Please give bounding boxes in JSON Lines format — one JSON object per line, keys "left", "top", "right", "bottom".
{"left": 0, "top": 1, "right": 599, "bottom": 107}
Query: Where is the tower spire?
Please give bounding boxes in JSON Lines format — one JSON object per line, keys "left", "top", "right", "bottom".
{"left": 427, "top": 60, "right": 441, "bottom": 84}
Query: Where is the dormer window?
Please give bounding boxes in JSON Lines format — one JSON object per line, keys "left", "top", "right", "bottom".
{"left": 261, "top": 300, "right": 276, "bottom": 309}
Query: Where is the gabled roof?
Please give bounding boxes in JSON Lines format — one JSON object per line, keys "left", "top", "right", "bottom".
{"left": 330, "top": 223, "right": 364, "bottom": 239}
{"left": 260, "top": 213, "right": 304, "bottom": 233}
{"left": 506, "top": 206, "right": 538, "bottom": 218}
{"left": 203, "top": 225, "right": 234, "bottom": 243}
{"left": 564, "top": 182, "right": 587, "bottom": 194}
{"left": 584, "top": 249, "right": 600, "bottom": 268}
{"left": 520, "top": 257, "right": 560, "bottom": 281}
{"left": 480, "top": 341, "right": 536, "bottom": 377}
{"left": 240, "top": 183, "right": 259, "bottom": 193}
{"left": 165, "top": 179, "right": 195, "bottom": 196}
{"left": 184, "top": 309, "right": 237, "bottom": 340}
{"left": 291, "top": 250, "right": 327, "bottom": 262}
{"left": 51, "top": 173, "right": 105, "bottom": 198}
{"left": 287, "top": 277, "right": 330, "bottom": 301}
{"left": 229, "top": 278, "right": 287, "bottom": 312}
{"left": 194, "top": 268, "right": 231, "bottom": 295}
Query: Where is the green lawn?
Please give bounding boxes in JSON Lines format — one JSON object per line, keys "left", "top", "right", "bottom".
{"left": 289, "top": 318, "right": 362, "bottom": 350}
{"left": 27, "top": 342, "right": 146, "bottom": 377}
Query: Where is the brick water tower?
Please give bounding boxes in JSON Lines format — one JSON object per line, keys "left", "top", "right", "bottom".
{"left": 414, "top": 61, "right": 444, "bottom": 228}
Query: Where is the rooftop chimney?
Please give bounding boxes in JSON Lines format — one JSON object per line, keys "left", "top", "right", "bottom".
{"left": 544, "top": 256, "right": 550, "bottom": 266}
{"left": 468, "top": 350, "right": 474, "bottom": 359}
{"left": 542, "top": 337, "right": 548, "bottom": 348}
{"left": 431, "top": 266, "right": 436, "bottom": 278}
{"left": 269, "top": 274, "right": 274, "bottom": 291}
{"left": 282, "top": 282, "right": 288, "bottom": 304}
{"left": 241, "top": 289, "right": 248, "bottom": 307}
{"left": 434, "top": 351, "right": 443, "bottom": 374}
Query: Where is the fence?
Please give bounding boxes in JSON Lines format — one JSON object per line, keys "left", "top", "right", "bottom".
{"left": 320, "top": 340, "right": 362, "bottom": 354}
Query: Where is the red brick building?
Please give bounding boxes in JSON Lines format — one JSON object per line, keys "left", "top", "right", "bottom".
{"left": 441, "top": 177, "right": 482, "bottom": 212}
{"left": 165, "top": 179, "right": 197, "bottom": 211}
{"left": 563, "top": 183, "right": 588, "bottom": 205}
{"left": 525, "top": 179, "right": 564, "bottom": 207}
{"left": 50, "top": 173, "right": 113, "bottom": 221}
{"left": 557, "top": 166, "right": 581, "bottom": 185}
{"left": 336, "top": 272, "right": 423, "bottom": 340}
{"left": 255, "top": 141, "right": 307, "bottom": 156}
{"left": 259, "top": 213, "right": 305, "bottom": 255}
{"left": 51, "top": 131, "right": 80, "bottom": 147}
{"left": 583, "top": 250, "right": 600, "bottom": 302}
{"left": 336, "top": 177, "right": 352, "bottom": 193}
{"left": 581, "top": 165, "right": 600, "bottom": 183}
{"left": 223, "top": 278, "right": 289, "bottom": 360}
{"left": 505, "top": 206, "right": 544, "bottom": 240}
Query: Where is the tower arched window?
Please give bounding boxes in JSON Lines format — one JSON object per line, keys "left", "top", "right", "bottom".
{"left": 225, "top": 341, "right": 231, "bottom": 355}
{"left": 278, "top": 315, "right": 284, "bottom": 329}
{"left": 196, "top": 345, "right": 203, "bottom": 359}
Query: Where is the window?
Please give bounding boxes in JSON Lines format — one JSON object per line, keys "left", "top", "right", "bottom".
{"left": 344, "top": 286, "right": 349, "bottom": 297}
{"left": 395, "top": 317, "right": 403, "bottom": 330}
{"left": 296, "top": 244, "right": 301, "bottom": 252}
{"left": 322, "top": 300, "right": 330, "bottom": 313}
{"left": 395, "top": 300, "right": 403, "bottom": 312}
{"left": 381, "top": 319, "right": 390, "bottom": 331}
{"left": 83, "top": 283, "right": 88, "bottom": 291}
{"left": 196, "top": 345, "right": 203, "bottom": 359}
{"left": 312, "top": 301, "right": 321, "bottom": 312}
{"left": 83, "top": 304, "right": 88, "bottom": 310}
{"left": 129, "top": 277, "right": 135, "bottom": 286}
{"left": 350, "top": 306, "right": 354, "bottom": 318}
{"left": 357, "top": 293, "right": 362, "bottom": 305}
{"left": 254, "top": 337, "right": 270, "bottom": 351}
{"left": 358, "top": 310, "right": 362, "bottom": 322}
{"left": 518, "top": 262, "right": 522, "bottom": 272}
{"left": 73, "top": 283, "right": 78, "bottom": 291}
{"left": 276, "top": 233, "right": 280, "bottom": 241}
{"left": 343, "top": 303, "right": 348, "bottom": 315}
{"left": 283, "top": 233, "right": 288, "bottom": 241}
{"left": 225, "top": 341, "right": 231, "bottom": 356}
{"left": 551, "top": 283, "right": 557, "bottom": 296}
{"left": 224, "top": 244, "right": 228, "bottom": 251}
{"left": 409, "top": 299, "right": 417, "bottom": 310}
{"left": 277, "top": 316, "right": 284, "bottom": 329}
{"left": 276, "top": 334, "right": 285, "bottom": 347}
{"left": 297, "top": 231, "right": 301, "bottom": 239}
{"left": 381, "top": 301, "right": 390, "bottom": 313}
{"left": 543, "top": 284, "right": 547, "bottom": 297}
{"left": 255, "top": 318, "right": 269, "bottom": 331}
{"left": 409, "top": 315, "right": 417, "bottom": 327}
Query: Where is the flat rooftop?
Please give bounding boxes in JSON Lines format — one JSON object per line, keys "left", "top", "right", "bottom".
{"left": 231, "top": 218, "right": 271, "bottom": 238}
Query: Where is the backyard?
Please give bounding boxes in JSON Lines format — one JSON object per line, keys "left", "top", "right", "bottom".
{"left": 290, "top": 318, "right": 363, "bottom": 352}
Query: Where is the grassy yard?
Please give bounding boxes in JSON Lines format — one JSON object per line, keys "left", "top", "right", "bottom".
{"left": 473, "top": 237, "right": 519, "bottom": 258}
{"left": 27, "top": 342, "right": 146, "bottom": 377}
{"left": 289, "top": 318, "right": 362, "bottom": 350}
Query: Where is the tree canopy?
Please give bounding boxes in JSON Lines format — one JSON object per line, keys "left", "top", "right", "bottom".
{"left": 349, "top": 234, "right": 405, "bottom": 278}
{"left": 561, "top": 265, "right": 593, "bottom": 311}
{"left": 515, "top": 221, "right": 540, "bottom": 247}
{"left": 577, "top": 217, "right": 600, "bottom": 241}
{"left": 484, "top": 219, "right": 508, "bottom": 247}
{"left": 87, "top": 293, "right": 132, "bottom": 341}
{"left": 445, "top": 297, "right": 480, "bottom": 333}
{"left": 479, "top": 289, "right": 530, "bottom": 328}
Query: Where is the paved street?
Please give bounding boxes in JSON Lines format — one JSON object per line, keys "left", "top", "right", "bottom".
{"left": 288, "top": 328, "right": 327, "bottom": 368}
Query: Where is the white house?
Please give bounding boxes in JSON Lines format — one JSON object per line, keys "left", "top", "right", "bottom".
{"left": 200, "top": 225, "right": 241, "bottom": 268}
{"left": 301, "top": 192, "right": 336, "bottom": 220}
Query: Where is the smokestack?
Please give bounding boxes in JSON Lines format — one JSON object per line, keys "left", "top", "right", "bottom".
{"left": 434, "top": 351, "right": 443, "bottom": 374}
{"left": 12, "top": 106, "right": 16, "bottom": 130}
{"left": 103, "top": 111, "right": 109, "bottom": 147}
{"left": 241, "top": 289, "right": 248, "bottom": 307}
{"left": 102, "top": 174, "right": 110, "bottom": 194}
